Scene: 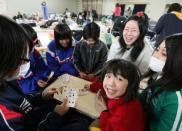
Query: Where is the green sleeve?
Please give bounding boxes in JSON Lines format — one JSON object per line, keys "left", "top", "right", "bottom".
{"left": 150, "top": 91, "right": 180, "bottom": 131}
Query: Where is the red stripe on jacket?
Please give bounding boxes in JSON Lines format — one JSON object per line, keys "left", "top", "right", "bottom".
{"left": 0, "top": 104, "right": 23, "bottom": 120}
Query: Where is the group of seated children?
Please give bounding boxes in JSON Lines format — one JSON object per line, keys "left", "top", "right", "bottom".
{"left": 0, "top": 12, "right": 181, "bottom": 131}
{"left": 19, "top": 21, "right": 108, "bottom": 95}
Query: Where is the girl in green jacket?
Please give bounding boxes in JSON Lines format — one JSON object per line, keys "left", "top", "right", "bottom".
{"left": 140, "top": 33, "right": 182, "bottom": 131}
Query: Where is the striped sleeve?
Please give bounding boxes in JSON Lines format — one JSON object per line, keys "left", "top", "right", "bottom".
{"left": 155, "top": 91, "right": 182, "bottom": 131}
{"left": 0, "top": 104, "right": 23, "bottom": 131}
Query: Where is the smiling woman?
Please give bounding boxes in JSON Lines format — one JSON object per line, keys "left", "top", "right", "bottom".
{"left": 123, "top": 20, "right": 140, "bottom": 48}
{"left": 108, "top": 12, "right": 152, "bottom": 74}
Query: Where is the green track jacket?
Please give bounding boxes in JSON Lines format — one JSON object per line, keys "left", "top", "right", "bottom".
{"left": 140, "top": 87, "right": 182, "bottom": 131}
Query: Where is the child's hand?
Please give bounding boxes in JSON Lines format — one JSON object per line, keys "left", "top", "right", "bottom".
{"left": 54, "top": 98, "right": 69, "bottom": 116}
{"left": 84, "top": 84, "right": 90, "bottom": 90}
{"left": 97, "top": 90, "right": 107, "bottom": 111}
{"left": 37, "top": 80, "right": 47, "bottom": 88}
{"left": 87, "top": 74, "right": 95, "bottom": 81}
{"left": 79, "top": 71, "right": 87, "bottom": 79}
{"left": 42, "top": 87, "right": 58, "bottom": 100}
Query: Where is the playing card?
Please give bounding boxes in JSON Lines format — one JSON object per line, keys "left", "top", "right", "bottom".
{"left": 58, "top": 86, "right": 78, "bottom": 107}
{"left": 48, "top": 74, "right": 100, "bottom": 118}
{"left": 77, "top": 88, "right": 89, "bottom": 96}
{"left": 46, "top": 71, "right": 54, "bottom": 82}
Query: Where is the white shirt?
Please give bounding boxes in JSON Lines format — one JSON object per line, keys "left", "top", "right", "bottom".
{"left": 108, "top": 38, "right": 153, "bottom": 74}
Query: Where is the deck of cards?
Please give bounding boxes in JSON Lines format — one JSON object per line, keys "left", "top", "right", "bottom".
{"left": 47, "top": 74, "right": 101, "bottom": 118}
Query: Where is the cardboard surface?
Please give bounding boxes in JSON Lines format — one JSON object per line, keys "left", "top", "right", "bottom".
{"left": 47, "top": 74, "right": 101, "bottom": 118}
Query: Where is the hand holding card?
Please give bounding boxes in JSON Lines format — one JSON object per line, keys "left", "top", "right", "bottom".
{"left": 47, "top": 74, "right": 100, "bottom": 118}
{"left": 95, "top": 89, "right": 107, "bottom": 112}
{"left": 58, "top": 86, "right": 78, "bottom": 107}
{"left": 54, "top": 98, "right": 69, "bottom": 116}
{"left": 46, "top": 71, "right": 54, "bottom": 82}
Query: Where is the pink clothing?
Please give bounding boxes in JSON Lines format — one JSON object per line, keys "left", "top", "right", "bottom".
{"left": 114, "top": 7, "right": 121, "bottom": 16}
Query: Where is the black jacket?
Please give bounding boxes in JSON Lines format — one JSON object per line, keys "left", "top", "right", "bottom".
{"left": 0, "top": 81, "right": 71, "bottom": 131}
{"left": 73, "top": 40, "right": 108, "bottom": 75}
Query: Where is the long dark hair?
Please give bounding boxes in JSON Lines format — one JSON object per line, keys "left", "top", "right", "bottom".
{"left": 119, "top": 13, "right": 148, "bottom": 61}
{"left": 148, "top": 34, "right": 182, "bottom": 96}
{"left": 21, "top": 23, "right": 38, "bottom": 52}
{"left": 0, "top": 15, "right": 29, "bottom": 82}
{"left": 54, "top": 23, "right": 72, "bottom": 50}
{"left": 102, "top": 59, "right": 141, "bottom": 102}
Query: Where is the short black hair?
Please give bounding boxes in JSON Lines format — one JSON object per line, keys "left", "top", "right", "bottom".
{"left": 54, "top": 23, "right": 72, "bottom": 49}
{"left": 21, "top": 23, "right": 38, "bottom": 52}
{"left": 83, "top": 22, "right": 100, "bottom": 41}
{"left": 0, "top": 15, "right": 29, "bottom": 81}
{"left": 167, "top": 3, "right": 181, "bottom": 13}
{"left": 116, "top": 3, "right": 120, "bottom": 7}
{"left": 102, "top": 59, "right": 141, "bottom": 102}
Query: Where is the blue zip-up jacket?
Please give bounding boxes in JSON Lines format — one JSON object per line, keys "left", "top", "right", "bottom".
{"left": 0, "top": 81, "right": 71, "bottom": 131}
{"left": 46, "top": 40, "right": 78, "bottom": 78}
{"left": 154, "top": 12, "right": 182, "bottom": 45}
{"left": 19, "top": 49, "right": 50, "bottom": 94}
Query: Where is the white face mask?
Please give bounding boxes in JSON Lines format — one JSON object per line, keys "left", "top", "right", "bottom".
{"left": 18, "top": 62, "right": 30, "bottom": 78}
{"left": 149, "top": 56, "right": 165, "bottom": 73}
{"left": 5, "top": 62, "right": 30, "bottom": 81}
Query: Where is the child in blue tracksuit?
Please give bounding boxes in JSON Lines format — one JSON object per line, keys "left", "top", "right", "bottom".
{"left": 46, "top": 23, "right": 78, "bottom": 79}
{"left": 19, "top": 24, "right": 51, "bottom": 94}
{"left": 0, "top": 15, "right": 92, "bottom": 131}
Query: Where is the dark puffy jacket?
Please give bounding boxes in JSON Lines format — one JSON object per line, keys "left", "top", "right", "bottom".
{"left": 73, "top": 40, "right": 108, "bottom": 75}
{"left": 154, "top": 12, "right": 182, "bottom": 45}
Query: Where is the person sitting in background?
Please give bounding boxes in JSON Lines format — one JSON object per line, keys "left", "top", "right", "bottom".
{"left": 113, "top": 3, "right": 121, "bottom": 21}
{"left": 17, "top": 11, "right": 23, "bottom": 19}
{"left": 13, "top": 11, "right": 23, "bottom": 21}
{"left": 154, "top": 3, "right": 182, "bottom": 46}
{"left": 77, "top": 12, "right": 84, "bottom": 25}
{"left": 91, "top": 10, "right": 98, "bottom": 21}
{"left": 125, "top": 7, "right": 132, "bottom": 18}
{"left": 46, "top": 23, "right": 78, "bottom": 79}
{"left": 19, "top": 23, "right": 51, "bottom": 94}
{"left": 64, "top": 8, "right": 71, "bottom": 17}
{"left": 140, "top": 33, "right": 182, "bottom": 131}
{"left": 73, "top": 22, "right": 108, "bottom": 81}
{"left": 108, "top": 12, "right": 152, "bottom": 74}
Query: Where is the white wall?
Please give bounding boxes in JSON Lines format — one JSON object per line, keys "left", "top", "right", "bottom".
{"left": 0, "top": 0, "right": 7, "bottom": 13}
{"left": 76, "top": 0, "right": 83, "bottom": 13}
{"left": 5, "top": 0, "right": 77, "bottom": 16}
{"left": 102, "top": 0, "right": 149, "bottom": 16}
{"left": 102, "top": 0, "right": 115, "bottom": 15}
{"left": 146, "top": 0, "right": 182, "bottom": 21}
{"left": 102, "top": 0, "right": 182, "bottom": 21}
{"left": 3, "top": 0, "right": 182, "bottom": 21}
